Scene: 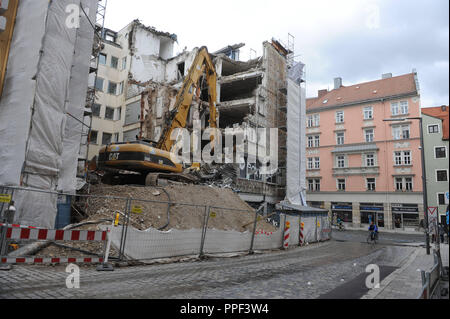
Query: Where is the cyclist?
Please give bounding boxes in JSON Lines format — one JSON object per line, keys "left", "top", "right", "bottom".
{"left": 368, "top": 222, "right": 379, "bottom": 241}
{"left": 337, "top": 217, "right": 344, "bottom": 230}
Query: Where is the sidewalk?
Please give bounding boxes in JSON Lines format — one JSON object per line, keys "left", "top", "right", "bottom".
{"left": 342, "top": 225, "right": 423, "bottom": 235}
{"left": 362, "top": 244, "right": 448, "bottom": 299}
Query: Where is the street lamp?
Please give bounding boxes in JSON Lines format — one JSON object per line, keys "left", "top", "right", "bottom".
{"left": 384, "top": 117, "right": 431, "bottom": 255}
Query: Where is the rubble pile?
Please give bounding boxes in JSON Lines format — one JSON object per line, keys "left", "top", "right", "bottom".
{"left": 33, "top": 183, "right": 277, "bottom": 260}
{"left": 85, "top": 183, "right": 276, "bottom": 233}
{"left": 194, "top": 163, "right": 240, "bottom": 191}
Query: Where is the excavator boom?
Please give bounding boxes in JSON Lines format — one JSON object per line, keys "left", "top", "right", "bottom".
{"left": 97, "top": 46, "right": 218, "bottom": 185}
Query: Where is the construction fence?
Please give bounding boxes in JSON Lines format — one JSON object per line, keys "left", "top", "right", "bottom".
{"left": 0, "top": 185, "right": 331, "bottom": 265}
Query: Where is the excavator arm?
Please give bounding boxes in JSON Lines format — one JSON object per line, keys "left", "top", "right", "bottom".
{"left": 157, "top": 46, "right": 218, "bottom": 153}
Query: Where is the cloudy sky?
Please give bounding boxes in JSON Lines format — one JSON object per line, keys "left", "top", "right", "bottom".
{"left": 105, "top": 0, "right": 449, "bottom": 108}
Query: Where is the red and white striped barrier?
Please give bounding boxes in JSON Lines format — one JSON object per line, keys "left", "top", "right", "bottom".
{"left": 283, "top": 221, "right": 291, "bottom": 249}
{"left": 299, "top": 221, "right": 305, "bottom": 246}
{"left": 1, "top": 257, "right": 104, "bottom": 265}
{"left": 0, "top": 222, "right": 110, "bottom": 266}
{"left": 3, "top": 225, "right": 106, "bottom": 242}
{"left": 0, "top": 223, "right": 41, "bottom": 230}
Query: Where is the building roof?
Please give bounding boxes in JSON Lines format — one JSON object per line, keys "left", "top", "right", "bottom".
{"left": 306, "top": 73, "right": 418, "bottom": 111}
{"left": 422, "top": 106, "right": 449, "bottom": 140}
{"left": 213, "top": 43, "right": 245, "bottom": 55}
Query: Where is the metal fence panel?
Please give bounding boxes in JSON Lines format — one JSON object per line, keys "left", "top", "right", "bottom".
{"left": 302, "top": 215, "right": 316, "bottom": 243}
{"left": 202, "top": 207, "right": 257, "bottom": 255}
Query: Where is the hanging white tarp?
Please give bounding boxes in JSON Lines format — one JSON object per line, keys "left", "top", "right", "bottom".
{"left": 58, "top": 0, "right": 98, "bottom": 193}
{"left": 0, "top": 0, "right": 98, "bottom": 228}
{"left": 286, "top": 62, "right": 307, "bottom": 206}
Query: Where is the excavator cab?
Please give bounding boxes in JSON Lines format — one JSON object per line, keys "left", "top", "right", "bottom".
{"left": 97, "top": 47, "right": 218, "bottom": 186}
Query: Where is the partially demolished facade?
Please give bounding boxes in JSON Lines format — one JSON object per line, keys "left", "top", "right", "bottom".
{"left": 90, "top": 20, "right": 306, "bottom": 208}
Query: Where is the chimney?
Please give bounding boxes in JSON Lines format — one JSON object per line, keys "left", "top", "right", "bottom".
{"left": 382, "top": 73, "right": 392, "bottom": 79}
{"left": 334, "top": 77, "right": 342, "bottom": 90}
{"left": 318, "top": 89, "right": 328, "bottom": 98}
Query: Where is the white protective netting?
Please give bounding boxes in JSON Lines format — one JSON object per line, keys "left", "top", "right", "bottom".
{"left": 286, "top": 63, "right": 307, "bottom": 206}
{"left": 0, "top": 0, "right": 97, "bottom": 228}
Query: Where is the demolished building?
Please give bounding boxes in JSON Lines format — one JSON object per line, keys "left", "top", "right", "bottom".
{"left": 113, "top": 23, "right": 307, "bottom": 211}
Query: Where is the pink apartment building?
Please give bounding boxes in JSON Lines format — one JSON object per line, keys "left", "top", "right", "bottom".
{"left": 305, "top": 72, "right": 424, "bottom": 231}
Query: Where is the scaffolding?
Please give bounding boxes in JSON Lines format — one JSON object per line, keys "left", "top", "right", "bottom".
{"left": 77, "top": 0, "right": 107, "bottom": 181}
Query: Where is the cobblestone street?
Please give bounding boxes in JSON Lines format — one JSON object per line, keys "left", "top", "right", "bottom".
{"left": 0, "top": 235, "right": 422, "bottom": 299}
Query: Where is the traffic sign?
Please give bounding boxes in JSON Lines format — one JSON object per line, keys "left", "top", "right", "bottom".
{"left": 131, "top": 205, "right": 143, "bottom": 214}
{"left": 427, "top": 207, "right": 437, "bottom": 216}
{"left": 0, "top": 194, "right": 11, "bottom": 203}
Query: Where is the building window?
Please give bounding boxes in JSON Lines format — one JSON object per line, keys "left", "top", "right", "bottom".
{"left": 113, "top": 133, "right": 120, "bottom": 143}
{"left": 395, "top": 178, "right": 403, "bottom": 191}
{"left": 308, "top": 158, "right": 313, "bottom": 170}
{"left": 307, "top": 114, "right": 320, "bottom": 128}
{"left": 102, "top": 133, "right": 112, "bottom": 145}
{"left": 437, "top": 170, "right": 448, "bottom": 182}
{"left": 92, "top": 103, "right": 101, "bottom": 117}
{"left": 307, "top": 179, "right": 321, "bottom": 192}
{"left": 307, "top": 158, "right": 320, "bottom": 170}
{"left": 395, "top": 152, "right": 402, "bottom": 165}
{"left": 99, "top": 53, "right": 107, "bottom": 65}
{"left": 403, "top": 151, "right": 411, "bottom": 165}
{"left": 400, "top": 101, "right": 409, "bottom": 114}
{"left": 336, "top": 132, "right": 345, "bottom": 145}
{"left": 394, "top": 151, "right": 412, "bottom": 165}
{"left": 90, "top": 130, "right": 98, "bottom": 144}
{"left": 405, "top": 177, "right": 413, "bottom": 191}
{"left": 336, "top": 111, "right": 344, "bottom": 123}
{"left": 367, "top": 178, "right": 376, "bottom": 191}
{"left": 314, "top": 157, "right": 320, "bottom": 169}
{"left": 395, "top": 177, "right": 414, "bottom": 191}
{"left": 118, "top": 81, "right": 124, "bottom": 95}
{"left": 391, "top": 101, "right": 408, "bottom": 116}
{"left": 438, "top": 193, "right": 446, "bottom": 205}
{"left": 308, "top": 135, "right": 320, "bottom": 148}
{"left": 393, "top": 125, "right": 410, "bottom": 140}
{"left": 307, "top": 136, "right": 314, "bottom": 148}
{"left": 364, "top": 106, "right": 373, "bottom": 120}
{"left": 366, "top": 153, "right": 375, "bottom": 167}
{"left": 122, "top": 57, "right": 127, "bottom": 70}
{"left": 428, "top": 124, "right": 440, "bottom": 134}
{"left": 337, "top": 155, "right": 346, "bottom": 168}
{"left": 435, "top": 147, "right": 447, "bottom": 159}
{"left": 391, "top": 102, "right": 399, "bottom": 116}
{"left": 110, "top": 56, "right": 119, "bottom": 69}
{"left": 314, "top": 136, "right": 320, "bottom": 147}
{"left": 95, "top": 77, "right": 104, "bottom": 91}
{"left": 308, "top": 179, "right": 314, "bottom": 191}
{"left": 108, "top": 81, "right": 117, "bottom": 95}
{"left": 314, "top": 179, "right": 321, "bottom": 191}
{"left": 105, "top": 107, "right": 115, "bottom": 120}
{"left": 337, "top": 179, "right": 346, "bottom": 191}
{"left": 365, "top": 129, "right": 374, "bottom": 143}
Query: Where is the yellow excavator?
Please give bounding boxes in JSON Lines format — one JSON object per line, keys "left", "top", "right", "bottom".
{"left": 97, "top": 47, "right": 218, "bottom": 186}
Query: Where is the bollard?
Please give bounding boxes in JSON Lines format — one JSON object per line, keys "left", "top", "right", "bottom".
{"left": 97, "top": 213, "right": 118, "bottom": 272}
{"left": 283, "top": 221, "right": 291, "bottom": 250}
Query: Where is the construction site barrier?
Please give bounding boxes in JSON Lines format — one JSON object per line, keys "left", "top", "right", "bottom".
{"left": 1, "top": 223, "right": 107, "bottom": 242}
{"left": 0, "top": 221, "right": 110, "bottom": 266}
{"left": 0, "top": 185, "right": 331, "bottom": 265}
{"left": 418, "top": 250, "right": 442, "bottom": 299}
